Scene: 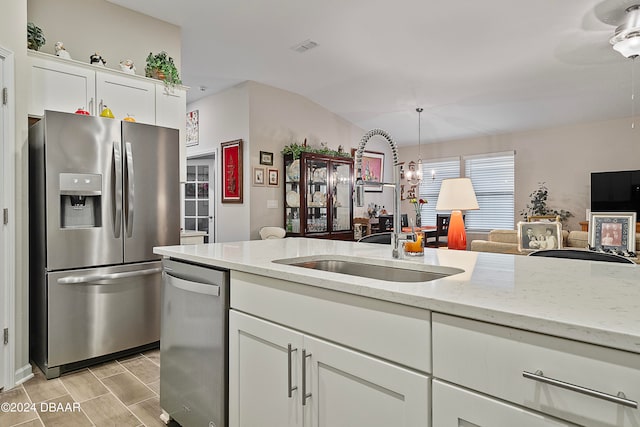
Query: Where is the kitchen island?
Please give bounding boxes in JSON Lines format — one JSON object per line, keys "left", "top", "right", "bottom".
{"left": 155, "top": 238, "right": 640, "bottom": 426}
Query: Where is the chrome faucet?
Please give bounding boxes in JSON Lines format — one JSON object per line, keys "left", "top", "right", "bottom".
{"left": 355, "top": 129, "right": 415, "bottom": 258}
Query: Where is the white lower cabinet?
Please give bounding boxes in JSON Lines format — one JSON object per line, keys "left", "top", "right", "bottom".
{"left": 229, "top": 310, "right": 430, "bottom": 427}
{"left": 432, "top": 313, "right": 640, "bottom": 427}
{"left": 433, "top": 380, "right": 573, "bottom": 426}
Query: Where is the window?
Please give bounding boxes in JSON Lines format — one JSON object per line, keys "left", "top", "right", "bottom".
{"left": 463, "top": 152, "right": 515, "bottom": 231}
{"left": 417, "top": 158, "right": 460, "bottom": 225}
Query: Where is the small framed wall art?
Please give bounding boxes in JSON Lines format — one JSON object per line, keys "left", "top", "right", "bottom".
{"left": 221, "top": 139, "right": 243, "bottom": 203}
{"left": 351, "top": 149, "right": 384, "bottom": 192}
{"left": 260, "top": 151, "right": 274, "bottom": 166}
{"left": 253, "top": 167, "right": 265, "bottom": 186}
{"left": 186, "top": 110, "right": 199, "bottom": 146}
{"left": 588, "top": 212, "right": 636, "bottom": 253}
{"left": 267, "top": 168, "right": 279, "bottom": 186}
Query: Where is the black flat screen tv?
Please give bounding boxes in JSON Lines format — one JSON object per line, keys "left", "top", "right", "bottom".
{"left": 591, "top": 170, "right": 640, "bottom": 216}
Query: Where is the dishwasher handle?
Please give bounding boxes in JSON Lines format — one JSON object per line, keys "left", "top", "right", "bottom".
{"left": 165, "top": 271, "right": 220, "bottom": 297}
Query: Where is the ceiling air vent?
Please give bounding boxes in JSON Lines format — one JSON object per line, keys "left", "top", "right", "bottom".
{"left": 291, "top": 39, "right": 319, "bottom": 53}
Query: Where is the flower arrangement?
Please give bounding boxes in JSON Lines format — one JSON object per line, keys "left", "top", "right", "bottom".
{"left": 409, "top": 198, "right": 427, "bottom": 215}
{"left": 409, "top": 198, "right": 427, "bottom": 226}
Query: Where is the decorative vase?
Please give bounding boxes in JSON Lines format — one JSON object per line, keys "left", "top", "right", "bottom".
{"left": 415, "top": 213, "right": 421, "bottom": 227}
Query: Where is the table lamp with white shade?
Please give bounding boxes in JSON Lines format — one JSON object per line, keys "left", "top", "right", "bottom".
{"left": 435, "top": 178, "right": 479, "bottom": 250}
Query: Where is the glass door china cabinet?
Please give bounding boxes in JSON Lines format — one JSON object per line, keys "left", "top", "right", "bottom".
{"left": 284, "top": 152, "right": 353, "bottom": 239}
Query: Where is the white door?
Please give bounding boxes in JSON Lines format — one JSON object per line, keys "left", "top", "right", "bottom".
{"left": 432, "top": 380, "right": 571, "bottom": 426}
{"left": 0, "top": 46, "right": 13, "bottom": 391}
{"left": 229, "top": 311, "right": 304, "bottom": 427}
{"left": 0, "top": 47, "right": 5, "bottom": 391}
{"left": 185, "top": 156, "right": 215, "bottom": 242}
{"left": 304, "top": 335, "right": 430, "bottom": 427}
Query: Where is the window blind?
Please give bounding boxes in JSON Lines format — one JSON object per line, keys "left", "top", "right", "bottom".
{"left": 463, "top": 152, "right": 515, "bottom": 231}
{"left": 417, "top": 158, "right": 461, "bottom": 225}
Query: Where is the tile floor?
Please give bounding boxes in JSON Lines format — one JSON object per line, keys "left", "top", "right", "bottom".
{"left": 0, "top": 350, "right": 180, "bottom": 427}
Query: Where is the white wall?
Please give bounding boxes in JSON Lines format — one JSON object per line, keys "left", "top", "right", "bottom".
{"left": 187, "top": 81, "right": 395, "bottom": 241}
{"left": 27, "top": 0, "right": 180, "bottom": 79}
{"left": 248, "top": 82, "right": 388, "bottom": 239}
{"left": 398, "top": 115, "right": 640, "bottom": 231}
{"left": 187, "top": 83, "right": 251, "bottom": 243}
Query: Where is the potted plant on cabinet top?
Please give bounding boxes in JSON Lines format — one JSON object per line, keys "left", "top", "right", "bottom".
{"left": 145, "top": 51, "right": 181, "bottom": 87}
{"left": 27, "top": 22, "right": 46, "bottom": 51}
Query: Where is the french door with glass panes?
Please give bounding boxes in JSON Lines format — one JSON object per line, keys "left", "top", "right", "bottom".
{"left": 185, "top": 157, "right": 215, "bottom": 242}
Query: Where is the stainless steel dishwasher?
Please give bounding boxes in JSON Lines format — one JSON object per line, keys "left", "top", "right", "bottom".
{"left": 160, "top": 258, "right": 229, "bottom": 427}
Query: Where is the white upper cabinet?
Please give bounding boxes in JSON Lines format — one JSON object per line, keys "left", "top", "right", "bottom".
{"left": 96, "top": 71, "right": 155, "bottom": 124}
{"left": 30, "top": 55, "right": 96, "bottom": 116}
{"left": 29, "top": 51, "right": 188, "bottom": 181}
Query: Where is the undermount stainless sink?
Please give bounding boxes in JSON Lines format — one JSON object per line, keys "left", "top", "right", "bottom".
{"left": 273, "top": 256, "right": 463, "bottom": 283}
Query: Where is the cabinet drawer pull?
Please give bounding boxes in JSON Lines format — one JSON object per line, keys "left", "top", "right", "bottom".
{"left": 302, "top": 349, "right": 312, "bottom": 406}
{"left": 523, "top": 370, "right": 638, "bottom": 408}
{"left": 287, "top": 344, "right": 298, "bottom": 398}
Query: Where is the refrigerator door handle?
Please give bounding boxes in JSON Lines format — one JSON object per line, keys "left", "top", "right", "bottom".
{"left": 165, "top": 272, "right": 221, "bottom": 297}
{"left": 56, "top": 267, "right": 162, "bottom": 285}
{"left": 125, "top": 142, "right": 135, "bottom": 238}
{"left": 113, "top": 141, "right": 122, "bottom": 238}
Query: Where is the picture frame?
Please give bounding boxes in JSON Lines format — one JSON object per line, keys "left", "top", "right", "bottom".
{"left": 528, "top": 215, "right": 559, "bottom": 222}
{"left": 517, "top": 221, "right": 563, "bottom": 252}
{"left": 186, "top": 110, "right": 199, "bottom": 146}
{"left": 221, "top": 139, "right": 243, "bottom": 203}
{"left": 260, "top": 151, "right": 274, "bottom": 166}
{"left": 588, "top": 212, "right": 637, "bottom": 253}
{"left": 267, "top": 168, "right": 279, "bottom": 186}
{"left": 253, "top": 167, "right": 265, "bottom": 186}
{"left": 351, "top": 149, "right": 384, "bottom": 192}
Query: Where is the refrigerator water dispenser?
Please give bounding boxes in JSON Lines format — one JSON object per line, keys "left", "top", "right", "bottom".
{"left": 59, "top": 173, "right": 102, "bottom": 228}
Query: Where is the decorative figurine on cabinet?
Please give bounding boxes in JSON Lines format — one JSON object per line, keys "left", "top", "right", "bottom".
{"left": 119, "top": 59, "right": 136, "bottom": 74}
{"left": 89, "top": 52, "right": 106, "bottom": 66}
{"left": 54, "top": 42, "right": 71, "bottom": 59}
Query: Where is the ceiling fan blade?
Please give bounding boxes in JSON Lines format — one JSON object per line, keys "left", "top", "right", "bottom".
{"left": 555, "top": 31, "right": 620, "bottom": 65}
{"left": 594, "top": 0, "right": 639, "bottom": 25}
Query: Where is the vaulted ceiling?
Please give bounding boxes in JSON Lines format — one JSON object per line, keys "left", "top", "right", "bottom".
{"left": 107, "top": 0, "right": 638, "bottom": 145}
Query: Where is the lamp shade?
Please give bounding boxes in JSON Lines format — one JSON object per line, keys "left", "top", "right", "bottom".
{"left": 435, "top": 178, "right": 479, "bottom": 211}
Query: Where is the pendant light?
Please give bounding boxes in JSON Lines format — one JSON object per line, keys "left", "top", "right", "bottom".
{"left": 406, "top": 107, "right": 424, "bottom": 186}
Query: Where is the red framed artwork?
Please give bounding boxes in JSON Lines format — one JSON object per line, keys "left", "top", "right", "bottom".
{"left": 221, "top": 139, "right": 243, "bottom": 203}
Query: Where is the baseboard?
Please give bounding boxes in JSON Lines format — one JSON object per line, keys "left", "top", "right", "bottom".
{"left": 14, "top": 363, "right": 34, "bottom": 386}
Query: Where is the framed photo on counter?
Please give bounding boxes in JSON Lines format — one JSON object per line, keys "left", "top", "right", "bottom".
{"left": 517, "top": 221, "right": 563, "bottom": 252}
{"left": 588, "top": 212, "right": 636, "bottom": 253}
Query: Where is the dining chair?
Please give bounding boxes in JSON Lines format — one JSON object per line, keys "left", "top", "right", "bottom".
{"left": 527, "top": 249, "right": 635, "bottom": 264}
{"left": 425, "top": 214, "right": 450, "bottom": 248}
{"left": 357, "top": 232, "right": 392, "bottom": 244}
{"left": 259, "top": 226, "right": 287, "bottom": 240}
{"left": 378, "top": 215, "right": 394, "bottom": 232}
{"left": 353, "top": 217, "right": 371, "bottom": 239}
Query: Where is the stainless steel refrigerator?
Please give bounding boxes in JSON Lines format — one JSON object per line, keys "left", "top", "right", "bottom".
{"left": 29, "top": 110, "right": 180, "bottom": 379}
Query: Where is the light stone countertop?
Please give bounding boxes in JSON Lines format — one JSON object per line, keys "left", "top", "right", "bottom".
{"left": 154, "top": 238, "right": 640, "bottom": 354}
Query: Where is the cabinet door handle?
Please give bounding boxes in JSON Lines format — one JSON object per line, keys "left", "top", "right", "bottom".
{"left": 523, "top": 370, "right": 638, "bottom": 408}
{"left": 302, "top": 349, "right": 312, "bottom": 406}
{"left": 287, "top": 344, "right": 298, "bottom": 398}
